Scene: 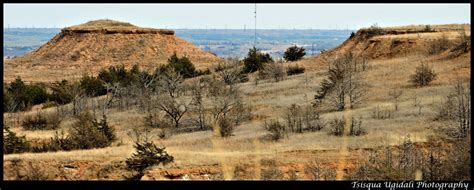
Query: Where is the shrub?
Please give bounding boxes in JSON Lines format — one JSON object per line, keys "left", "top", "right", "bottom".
{"left": 285, "top": 104, "right": 324, "bottom": 133}
{"left": 264, "top": 120, "right": 287, "bottom": 141}
{"left": 258, "top": 61, "right": 286, "bottom": 82}
{"left": 49, "top": 80, "right": 75, "bottom": 105}
{"left": 302, "top": 106, "right": 324, "bottom": 132}
{"left": 215, "top": 60, "right": 248, "bottom": 85}
{"left": 26, "top": 84, "right": 49, "bottom": 105}
{"left": 167, "top": 52, "right": 198, "bottom": 78}
{"left": 284, "top": 45, "right": 306, "bottom": 62}
{"left": 31, "top": 131, "right": 73, "bottom": 152}
{"left": 371, "top": 105, "right": 394, "bottom": 119}
{"left": 3, "top": 127, "right": 30, "bottom": 154}
{"left": 328, "top": 118, "right": 345, "bottom": 136}
{"left": 436, "top": 82, "right": 471, "bottom": 138}
{"left": 144, "top": 113, "right": 166, "bottom": 128}
{"left": 217, "top": 117, "right": 234, "bottom": 138}
{"left": 260, "top": 159, "right": 283, "bottom": 180}
{"left": 21, "top": 111, "right": 61, "bottom": 130}
{"left": 428, "top": 35, "right": 450, "bottom": 55}
{"left": 98, "top": 64, "right": 139, "bottom": 87}
{"left": 68, "top": 112, "right": 115, "bottom": 149}
{"left": 243, "top": 47, "right": 274, "bottom": 73}
{"left": 305, "top": 159, "right": 336, "bottom": 180}
{"left": 348, "top": 136, "right": 428, "bottom": 180}
{"left": 24, "top": 163, "right": 50, "bottom": 180}
{"left": 410, "top": 63, "right": 437, "bottom": 87}
{"left": 126, "top": 141, "right": 174, "bottom": 179}
{"left": 286, "top": 64, "right": 305, "bottom": 76}
{"left": 286, "top": 104, "right": 303, "bottom": 133}
{"left": 80, "top": 74, "right": 107, "bottom": 97}
{"left": 229, "top": 100, "right": 252, "bottom": 126}
{"left": 361, "top": 24, "right": 385, "bottom": 39}
{"left": 451, "top": 31, "right": 471, "bottom": 55}
{"left": 388, "top": 89, "right": 403, "bottom": 111}
{"left": 5, "top": 78, "right": 48, "bottom": 112}
{"left": 349, "top": 116, "right": 365, "bottom": 136}
{"left": 424, "top": 25, "right": 434, "bottom": 32}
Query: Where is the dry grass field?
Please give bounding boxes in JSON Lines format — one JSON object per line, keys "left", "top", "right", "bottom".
{"left": 3, "top": 24, "right": 471, "bottom": 180}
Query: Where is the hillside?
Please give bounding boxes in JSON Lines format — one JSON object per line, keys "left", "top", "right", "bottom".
{"left": 3, "top": 24, "right": 471, "bottom": 181}
{"left": 4, "top": 20, "right": 221, "bottom": 82}
{"left": 296, "top": 24, "right": 471, "bottom": 72}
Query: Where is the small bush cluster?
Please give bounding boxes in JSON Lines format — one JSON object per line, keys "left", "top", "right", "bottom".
{"left": 80, "top": 73, "right": 107, "bottom": 97}
{"left": 68, "top": 112, "right": 116, "bottom": 149}
{"left": 409, "top": 63, "right": 437, "bottom": 87}
{"left": 436, "top": 82, "right": 471, "bottom": 138}
{"left": 263, "top": 120, "right": 287, "bottom": 141}
{"left": 285, "top": 104, "right": 324, "bottom": 133}
{"left": 217, "top": 117, "right": 234, "bottom": 138}
{"left": 215, "top": 60, "right": 249, "bottom": 85}
{"left": 327, "top": 118, "right": 345, "bottom": 136}
{"left": 361, "top": 24, "right": 385, "bottom": 39}
{"left": 21, "top": 111, "right": 61, "bottom": 130}
{"left": 428, "top": 35, "right": 450, "bottom": 55}
{"left": 126, "top": 141, "right": 174, "bottom": 179}
{"left": 423, "top": 25, "right": 434, "bottom": 32}
{"left": 4, "top": 78, "right": 48, "bottom": 112}
{"left": 349, "top": 117, "right": 365, "bottom": 136}
{"left": 349, "top": 135, "right": 470, "bottom": 180}
{"left": 31, "top": 131, "right": 72, "bottom": 152}
{"left": 30, "top": 112, "right": 116, "bottom": 153}
{"left": 258, "top": 61, "right": 286, "bottom": 82}
{"left": 328, "top": 116, "right": 366, "bottom": 137}
{"left": 371, "top": 105, "right": 394, "bottom": 119}
{"left": 143, "top": 113, "right": 172, "bottom": 129}
{"left": 305, "top": 159, "right": 337, "bottom": 180}
{"left": 3, "top": 127, "right": 31, "bottom": 154}
{"left": 260, "top": 159, "right": 283, "bottom": 180}
{"left": 49, "top": 80, "right": 80, "bottom": 105}
{"left": 286, "top": 64, "right": 305, "bottom": 76}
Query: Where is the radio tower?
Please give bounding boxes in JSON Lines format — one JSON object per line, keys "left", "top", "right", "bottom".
{"left": 254, "top": 3, "right": 257, "bottom": 47}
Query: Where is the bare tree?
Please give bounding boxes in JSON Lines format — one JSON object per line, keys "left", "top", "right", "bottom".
{"left": 315, "top": 53, "right": 368, "bottom": 111}
{"left": 438, "top": 81, "right": 471, "bottom": 138}
{"left": 215, "top": 59, "right": 247, "bottom": 86}
{"left": 189, "top": 77, "right": 211, "bottom": 130}
{"left": 388, "top": 89, "right": 403, "bottom": 111}
{"left": 413, "top": 94, "right": 423, "bottom": 115}
{"left": 453, "top": 82, "right": 471, "bottom": 137}
{"left": 258, "top": 60, "right": 286, "bottom": 82}
{"left": 208, "top": 78, "right": 241, "bottom": 121}
{"left": 70, "top": 82, "right": 86, "bottom": 116}
{"left": 158, "top": 68, "right": 183, "bottom": 99}
{"left": 155, "top": 68, "right": 189, "bottom": 128}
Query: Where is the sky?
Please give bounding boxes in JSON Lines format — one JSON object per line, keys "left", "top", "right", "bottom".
{"left": 3, "top": 3, "right": 471, "bottom": 30}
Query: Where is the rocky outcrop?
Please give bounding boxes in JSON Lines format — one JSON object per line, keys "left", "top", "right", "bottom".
{"left": 5, "top": 19, "right": 220, "bottom": 82}
{"left": 317, "top": 24, "right": 470, "bottom": 60}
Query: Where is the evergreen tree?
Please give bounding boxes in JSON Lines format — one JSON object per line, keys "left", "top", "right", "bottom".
{"left": 243, "top": 47, "right": 273, "bottom": 73}
{"left": 284, "top": 45, "right": 306, "bottom": 62}
{"left": 167, "top": 52, "right": 197, "bottom": 78}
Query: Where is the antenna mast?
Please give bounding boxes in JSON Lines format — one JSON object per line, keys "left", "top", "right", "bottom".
{"left": 254, "top": 3, "right": 257, "bottom": 47}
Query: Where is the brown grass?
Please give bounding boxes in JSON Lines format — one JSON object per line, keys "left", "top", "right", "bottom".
{"left": 3, "top": 24, "right": 471, "bottom": 180}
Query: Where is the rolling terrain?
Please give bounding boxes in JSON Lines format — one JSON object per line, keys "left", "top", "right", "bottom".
{"left": 3, "top": 23, "right": 471, "bottom": 180}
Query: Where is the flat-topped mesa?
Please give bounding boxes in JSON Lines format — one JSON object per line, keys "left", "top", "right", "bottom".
{"left": 62, "top": 19, "right": 175, "bottom": 35}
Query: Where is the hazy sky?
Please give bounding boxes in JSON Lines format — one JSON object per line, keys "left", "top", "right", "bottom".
{"left": 3, "top": 3, "right": 471, "bottom": 29}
